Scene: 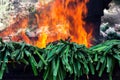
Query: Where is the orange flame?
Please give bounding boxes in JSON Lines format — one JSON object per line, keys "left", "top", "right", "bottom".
{"left": 0, "top": 0, "right": 93, "bottom": 48}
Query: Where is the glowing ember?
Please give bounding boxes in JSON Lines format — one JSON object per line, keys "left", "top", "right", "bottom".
{"left": 0, "top": 0, "right": 93, "bottom": 48}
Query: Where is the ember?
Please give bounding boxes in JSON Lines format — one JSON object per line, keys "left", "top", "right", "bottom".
{"left": 0, "top": 0, "right": 93, "bottom": 48}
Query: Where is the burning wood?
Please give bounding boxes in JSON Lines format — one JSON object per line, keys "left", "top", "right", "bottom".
{"left": 0, "top": 0, "right": 93, "bottom": 48}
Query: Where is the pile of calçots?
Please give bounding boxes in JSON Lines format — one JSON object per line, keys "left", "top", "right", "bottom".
{"left": 0, "top": 38, "right": 120, "bottom": 80}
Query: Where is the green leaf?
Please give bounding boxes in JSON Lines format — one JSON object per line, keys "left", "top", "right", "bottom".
{"left": 46, "top": 47, "right": 57, "bottom": 60}
{"left": 58, "top": 65, "right": 66, "bottom": 80}
{"left": 53, "top": 58, "right": 60, "bottom": 77}
{"left": 94, "top": 54, "right": 98, "bottom": 61}
{"left": 113, "top": 54, "right": 120, "bottom": 60}
{"left": 7, "top": 42, "right": 15, "bottom": 51}
{"left": 108, "top": 59, "right": 115, "bottom": 80}
{"left": 43, "top": 66, "right": 50, "bottom": 80}
{"left": 90, "top": 46, "right": 107, "bottom": 51}
{"left": 6, "top": 50, "right": 10, "bottom": 56}
{"left": 0, "top": 44, "right": 6, "bottom": 52}
{"left": 73, "top": 62, "right": 77, "bottom": 76}
{"left": 24, "top": 50, "right": 31, "bottom": 57}
{"left": 20, "top": 42, "right": 26, "bottom": 50}
{"left": 103, "top": 46, "right": 112, "bottom": 56}
{"left": 99, "top": 60, "right": 106, "bottom": 77}
{"left": 106, "top": 57, "right": 112, "bottom": 73}
{"left": 29, "top": 56, "right": 38, "bottom": 76}
{"left": 96, "top": 61, "right": 101, "bottom": 71}
{"left": 89, "top": 62, "right": 95, "bottom": 75}
{"left": 0, "top": 70, "right": 4, "bottom": 79}
{"left": 77, "top": 61, "right": 81, "bottom": 77}
{"left": 100, "top": 56, "right": 105, "bottom": 63}
{"left": 11, "top": 50, "right": 20, "bottom": 59}
{"left": 0, "top": 52, "right": 8, "bottom": 79}
{"left": 36, "top": 51, "right": 47, "bottom": 65}
{"left": 55, "top": 44, "right": 66, "bottom": 55}
{"left": 37, "top": 60, "right": 43, "bottom": 70}
{"left": 83, "top": 61, "right": 89, "bottom": 74}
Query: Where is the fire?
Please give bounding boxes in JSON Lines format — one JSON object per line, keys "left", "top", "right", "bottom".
{"left": 0, "top": 0, "right": 93, "bottom": 48}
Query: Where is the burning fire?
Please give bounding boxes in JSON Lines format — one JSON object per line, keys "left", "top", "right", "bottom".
{"left": 0, "top": 0, "right": 93, "bottom": 48}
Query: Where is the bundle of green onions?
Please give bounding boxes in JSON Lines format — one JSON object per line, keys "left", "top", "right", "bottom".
{"left": 0, "top": 38, "right": 120, "bottom": 80}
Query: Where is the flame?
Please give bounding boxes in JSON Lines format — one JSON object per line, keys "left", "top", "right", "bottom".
{"left": 36, "top": 32, "right": 48, "bottom": 48}
{"left": 0, "top": 0, "right": 93, "bottom": 48}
